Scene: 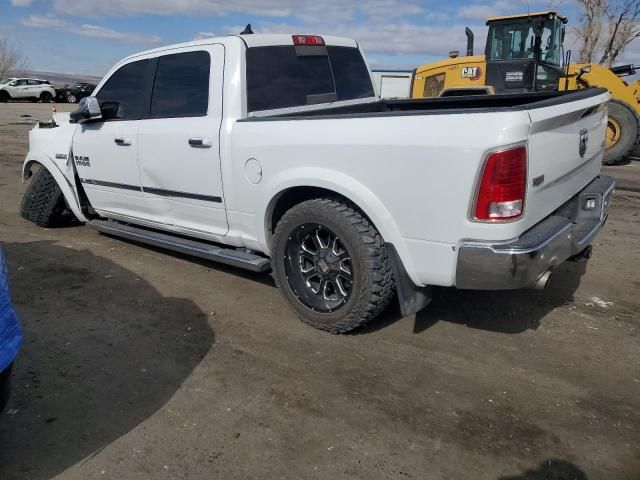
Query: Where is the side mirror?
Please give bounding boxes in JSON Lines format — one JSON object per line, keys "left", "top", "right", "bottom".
{"left": 70, "top": 97, "right": 102, "bottom": 124}
{"left": 9, "top": 81, "right": 17, "bottom": 87}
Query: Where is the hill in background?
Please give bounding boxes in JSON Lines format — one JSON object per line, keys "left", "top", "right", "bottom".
{"left": 10, "top": 70, "right": 102, "bottom": 88}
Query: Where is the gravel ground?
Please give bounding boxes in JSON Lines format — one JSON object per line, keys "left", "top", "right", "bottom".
{"left": 0, "top": 103, "right": 638, "bottom": 480}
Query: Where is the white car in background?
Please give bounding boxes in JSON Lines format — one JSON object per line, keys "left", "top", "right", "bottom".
{"left": 0, "top": 77, "right": 56, "bottom": 103}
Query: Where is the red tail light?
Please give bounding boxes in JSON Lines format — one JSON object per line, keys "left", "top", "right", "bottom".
{"left": 474, "top": 145, "right": 527, "bottom": 221}
{"left": 292, "top": 35, "right": 325, "bottom": 46}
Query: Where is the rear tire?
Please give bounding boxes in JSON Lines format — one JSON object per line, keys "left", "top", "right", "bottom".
{"left": 39, "top": 91, "right": 53, "bottom": 103}
{"left": 272, "top": 198, "right": 395, "bottom": 333}
{"left": 20, "top": 167, "right": 71, "bottom": 227}
{"left": 603, "top": 100, "right": 639, "bottom": 165}
{"left": 66, "top": 93, "right": 77, "bottom": 103}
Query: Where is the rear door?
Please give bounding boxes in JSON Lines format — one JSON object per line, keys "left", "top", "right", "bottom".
{"left": 137, "top": 46, "right": 228, "bottom": 236}
{"left": 11, "top": 79, "right": 30, "bottom": 98}
{"left": 524, "top": 90, "right": 609, "bottom": 230}
{"left": 27, "top": 80, "right": 43, "bottom": 97}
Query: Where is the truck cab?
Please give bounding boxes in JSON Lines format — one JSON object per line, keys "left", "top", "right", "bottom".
{"left": 484, "top": 11, "right": 567, "bottom": 93}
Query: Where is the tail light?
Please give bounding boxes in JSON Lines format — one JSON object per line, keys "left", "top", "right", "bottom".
{"left": 474, "top": 145, "right": 527, "bottom": 221}
{"left": 292, "top": 35, "right": 325, "bottom": 46}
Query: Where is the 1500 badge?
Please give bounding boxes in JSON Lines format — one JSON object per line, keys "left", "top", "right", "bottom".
{"left": 74, "top": 155, "right": 91, "bottom": 167}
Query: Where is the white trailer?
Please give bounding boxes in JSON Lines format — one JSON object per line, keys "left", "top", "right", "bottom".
{"left": 372, "top": 70, "right": 413, "bottom": 99}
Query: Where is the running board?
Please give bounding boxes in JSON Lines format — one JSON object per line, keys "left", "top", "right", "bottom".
{"left": 90, "top": 220, "right": 271, "bottom": 273}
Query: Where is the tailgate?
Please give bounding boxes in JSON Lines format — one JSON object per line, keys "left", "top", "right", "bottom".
{"left": 524, "top": 89, "right": 609, "bottom": 230}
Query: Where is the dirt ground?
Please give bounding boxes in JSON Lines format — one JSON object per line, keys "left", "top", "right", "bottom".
{"left": 0, "top": 103, "right": 638, "bottom": 480}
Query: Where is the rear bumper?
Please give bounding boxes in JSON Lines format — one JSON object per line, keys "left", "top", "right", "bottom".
{"left": 456, "top": 175, "right": 615, "bottom": 290}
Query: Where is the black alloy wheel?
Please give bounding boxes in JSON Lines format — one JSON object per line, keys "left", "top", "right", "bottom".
{"left": 283, "top": 223, "right": 353, "bottom": 313}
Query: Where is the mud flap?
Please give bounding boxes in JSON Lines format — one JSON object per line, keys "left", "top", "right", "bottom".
{"left": 386, "top": 244, "right": 432, "bottom": 317}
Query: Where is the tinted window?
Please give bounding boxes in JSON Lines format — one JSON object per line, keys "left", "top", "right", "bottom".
{"left": 246, "top": 45, "right": 374, "bottom": 112}
{"left": 97, "top": 60, "right": 150, "bottom": 120}
{"left": 327, "top": 47, "right": 375, "bottom": 100}
{"left": 150, "top": 51, "right": 210, "bottom": 117}
{"left": 246, "top": 46, "right": 331, "bottom": 112}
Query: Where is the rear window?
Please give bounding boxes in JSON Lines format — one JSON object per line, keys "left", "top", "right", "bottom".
{"left": 150, "top": 51, "right": 210, "bottom": 118}
{"left": 246, "top": 45, "right": 374, "bottom": 112}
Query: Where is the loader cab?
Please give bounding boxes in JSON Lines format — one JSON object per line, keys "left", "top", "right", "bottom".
{"left": 484, "top": 11, "right": 567, "bottom": 93}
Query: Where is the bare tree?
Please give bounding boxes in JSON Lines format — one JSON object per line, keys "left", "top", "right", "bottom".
{"left": 574, "top": 0, "right": 607, "bottom": 63}
{"left": 0, "top": 38, "right": 25, "bottom": 79}
{"left": 547, "top": 0, "right": 565, "bottom": 9}
{"left": 574, "top": 0, "right": 640, "bottom": 65}
{"left": 598, "top": 0, "right": 640, "bottom": 65}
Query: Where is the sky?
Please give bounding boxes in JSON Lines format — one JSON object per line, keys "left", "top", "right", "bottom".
{"left": 1, "top": 0, "right": 640, "bottom": 77}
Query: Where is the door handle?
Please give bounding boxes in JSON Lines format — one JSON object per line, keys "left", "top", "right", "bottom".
{"left": 114, "top": 137, "right": 132, "bottom": 146}
{"left": 189, "top": 137, "right": 213, "bottom": 148}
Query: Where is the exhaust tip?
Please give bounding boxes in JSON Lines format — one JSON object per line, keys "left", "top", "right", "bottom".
{"left": 533, "top": 271, "right": 552, "bottom": 290}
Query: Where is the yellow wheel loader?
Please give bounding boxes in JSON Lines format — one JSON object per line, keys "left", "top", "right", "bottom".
{"left": 411, "top": 11, "right": 640, "bottom": 164}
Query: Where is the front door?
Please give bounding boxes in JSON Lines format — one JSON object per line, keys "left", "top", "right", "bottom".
{"left": 9, "top": 79, "right": 29, "bottom": 99}
{"left": 137, "top": 46, "right": 228, "bottom": 236}
{"left": 72, "top": 59, "right": 153, "bottom": 220}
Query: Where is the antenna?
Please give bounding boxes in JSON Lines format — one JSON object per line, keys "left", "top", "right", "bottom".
{"left": 240, "top": 24, "right": 254, "bottom": 35}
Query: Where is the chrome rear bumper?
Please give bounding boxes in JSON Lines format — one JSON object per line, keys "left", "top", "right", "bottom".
{"left": 456, "top": 175, "right": 615, "bottom": 290}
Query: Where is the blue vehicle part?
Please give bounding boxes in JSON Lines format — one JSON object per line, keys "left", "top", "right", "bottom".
{"left": 0, "top": 248, "right": 22, "bottom": 374}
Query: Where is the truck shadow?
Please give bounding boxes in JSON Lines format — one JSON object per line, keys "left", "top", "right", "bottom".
{"left": 369, "top": 261, "right": 587, "bottom": 335}
{"left": 82, "top": 231, "right": 586, "bottom": 336}
{"left": 498, "top": 459, "right": 588, "bottom": 479}
{"left": 0, "top": 241, "right": 214, "bottom": 480}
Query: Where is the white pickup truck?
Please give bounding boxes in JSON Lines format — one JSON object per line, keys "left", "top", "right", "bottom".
{"left": 20, "top": 33, "right": 614, "bottom": 333}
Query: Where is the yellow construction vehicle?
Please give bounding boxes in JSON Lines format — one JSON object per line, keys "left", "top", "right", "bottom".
{"left": 411, "top": 11, "right": 640, "bottom": 164}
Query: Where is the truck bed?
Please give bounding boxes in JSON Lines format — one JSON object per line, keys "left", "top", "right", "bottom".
{"left": 244, "top": 88, "right": 608, "bottom": 120}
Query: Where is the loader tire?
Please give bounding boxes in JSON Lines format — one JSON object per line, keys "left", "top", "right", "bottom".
{"left": 20, "top": 166, "right": 71, "bottom": 227}
{"left": 603, "top": 100, "right": 639, "bottom": 165}
{"left": 272, "top": 198, "right": 395, "bottom": 334}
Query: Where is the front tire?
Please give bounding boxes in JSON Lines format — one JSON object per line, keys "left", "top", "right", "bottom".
{"left": 20, "top": 166, "right": 71, "bottom": 227}
{"left": 272, "top": 198, "right": 394, "bottom": 333}
{"left": 603, "top": 100, "right": 639, "bottom": 165}
{"left": 0, "top": 91, "right": 10, "bottom": 103}
{"left": 66, "top": 93, "right": 77, "bottom": 103}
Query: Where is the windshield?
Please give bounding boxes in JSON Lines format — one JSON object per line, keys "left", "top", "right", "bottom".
{"left": 0, "top": 78, "right": 12, "bottom": 85}
{"left": 488, "top": 17, "right": 562, "bottom": 65}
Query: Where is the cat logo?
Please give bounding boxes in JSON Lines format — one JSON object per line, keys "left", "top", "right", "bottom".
{"left": 461, "top": 66, "right": 482, "bottom": 80}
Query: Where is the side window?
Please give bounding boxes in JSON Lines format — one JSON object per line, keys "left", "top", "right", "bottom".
{"left": 96, "top": 59, "right": 150, "bottom": 120}
{"left": 28, "top": 80, "right": 40, "bottom": 86}
{"left": 15, "top": 80, "right": 27, "bottom": 86}
{"left": 150, "top": 51, "right": 210, "bottom": 118}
